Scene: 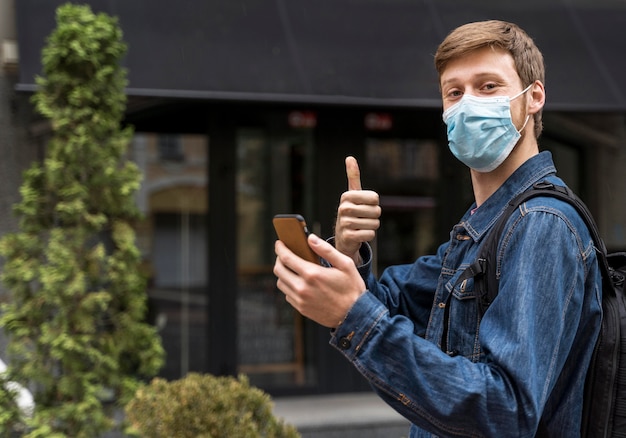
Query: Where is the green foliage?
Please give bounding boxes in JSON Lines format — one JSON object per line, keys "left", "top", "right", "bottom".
{"left": 0, "top": 3, "right": 164, "bottom": 436}
{"left": 0, "top": 377, "right": 27, "bottom": 436}
{"left": 125, "top": 373, "right": 301, "bottom": 438}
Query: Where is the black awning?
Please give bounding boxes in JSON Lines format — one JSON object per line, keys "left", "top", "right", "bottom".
{"left": 14, "top": 0, "right": 626, "bottom": 111}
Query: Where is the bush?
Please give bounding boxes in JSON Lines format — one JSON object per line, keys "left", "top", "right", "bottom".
{"left": 0, "top": 380, "right": 25, "bottom": 436}
{"left": 125, "top": 373, "right": 300, "bottom": 438}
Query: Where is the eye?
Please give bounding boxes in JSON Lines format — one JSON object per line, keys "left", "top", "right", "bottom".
{"left": 481, "top": 82, "right": 500, "bottom": 93}
{"left": 444, "top": 89, "right": 463, "bottom": 100}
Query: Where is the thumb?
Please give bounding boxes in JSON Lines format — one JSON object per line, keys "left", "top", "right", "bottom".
{"left": 308, "top": 233, "right": 352, "bottom": 268}
{"left": 345, "top": 156, "right": 362, "bottom": 191}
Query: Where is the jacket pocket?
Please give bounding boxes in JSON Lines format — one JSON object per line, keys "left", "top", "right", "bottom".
{"left": 443, "top": 276, "right": 483, "bottom": 362}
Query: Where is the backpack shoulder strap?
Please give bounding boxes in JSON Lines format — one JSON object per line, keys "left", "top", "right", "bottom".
{"left": 458, "top": 181, "right": 612, "bottom": 437}
{"left": 472, "top": 181, "right": 611, "bottom": 316}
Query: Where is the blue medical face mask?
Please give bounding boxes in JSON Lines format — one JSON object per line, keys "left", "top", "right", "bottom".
{"left": 442, "top": 84, "right": 532, "bottom": 173}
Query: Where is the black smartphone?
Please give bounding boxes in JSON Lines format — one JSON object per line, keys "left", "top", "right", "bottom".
{"left": 273, "top": 214, "right": 319, "bottom": 264}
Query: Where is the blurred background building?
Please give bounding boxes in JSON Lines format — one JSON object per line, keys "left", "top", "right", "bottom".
{"left": 1, "top": 0, "right": 625, "bottom": 399}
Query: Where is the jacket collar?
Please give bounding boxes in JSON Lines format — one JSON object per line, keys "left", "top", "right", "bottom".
{"left": 460, "top": 151, "right": 558, "bottom": 241}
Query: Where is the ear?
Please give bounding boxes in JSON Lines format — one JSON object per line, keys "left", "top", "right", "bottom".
{"left": 527, "top": 80, "right": 546, "bottom": 115}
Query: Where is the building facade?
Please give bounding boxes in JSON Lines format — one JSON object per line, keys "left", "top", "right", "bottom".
{"left": 2, "top": 0, "right": 626, "bottom": 397}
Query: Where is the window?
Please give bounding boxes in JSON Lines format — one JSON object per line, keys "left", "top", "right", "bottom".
{"left": 158, "top": 134, "right": 184, "bottom": 162}
{"left": 366, "top": 138, "right": 439, "bottom": 272}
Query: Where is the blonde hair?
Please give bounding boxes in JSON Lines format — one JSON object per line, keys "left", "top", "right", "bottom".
{"left": 434, "top": 20, "right": 545, "bottom": 138}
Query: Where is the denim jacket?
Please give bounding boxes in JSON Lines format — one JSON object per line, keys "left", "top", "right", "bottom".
{"left": 330, "top": 152, "right": 602, "bottom": 437}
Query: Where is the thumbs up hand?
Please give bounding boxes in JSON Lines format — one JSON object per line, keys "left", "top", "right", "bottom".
{"left": 335, "top": 156, "right": 381, "bottom": 264}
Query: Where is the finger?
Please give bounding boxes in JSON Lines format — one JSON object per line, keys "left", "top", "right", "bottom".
{"left": 337, "top": 196, "right": 381, "bottom": 219}
{"left": 307, "top": 233, "right": 352, "bottom": 270}
{"left": 274, "top": 242, "right": 303, "bottom": 292}
{"left": 345, "top": 156, "right": 362, "bottom": 191}
{"left": 340, "top": 189, "right": 379, "bottom": 206}
{"left": 274, "top": 240, "right": 301, "bottom": 273}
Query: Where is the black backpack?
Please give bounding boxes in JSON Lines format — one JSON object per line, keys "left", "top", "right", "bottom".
{"left": 453, "top": 181, "right": 626, "bottom": 437}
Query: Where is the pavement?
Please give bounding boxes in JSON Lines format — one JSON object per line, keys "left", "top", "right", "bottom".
{"left": 97, "top": 390, "right": 412, "bottom": 438}
{"left": 273, "top": 392, "right": 411, "bottom": 438}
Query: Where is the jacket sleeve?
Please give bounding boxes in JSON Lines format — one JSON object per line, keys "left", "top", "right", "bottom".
{"left": 361, "top": 241, "right": 447, "bottom": 337}
{"left": 329, "top": 208, "right": 601, "bottom": 437}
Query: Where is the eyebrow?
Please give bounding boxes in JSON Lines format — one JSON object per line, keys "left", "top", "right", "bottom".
{"left": 441, "top": 72, "right": 507, "bottom": 88}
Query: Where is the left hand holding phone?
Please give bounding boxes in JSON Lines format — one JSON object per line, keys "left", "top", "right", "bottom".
{"left": 273, "top": 232, "right": 366, "bottom": 328}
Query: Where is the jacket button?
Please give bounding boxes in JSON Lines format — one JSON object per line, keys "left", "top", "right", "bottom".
{"left": 339, "top": 337, "right": 352, "bottom": 349}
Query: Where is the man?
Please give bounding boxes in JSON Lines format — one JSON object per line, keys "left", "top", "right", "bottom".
{"left": 274, "top": 20, "right": 602, "bottom": 436}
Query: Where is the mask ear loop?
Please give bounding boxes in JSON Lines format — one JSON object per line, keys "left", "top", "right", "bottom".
{"left": 513, "top": 83, "right": 534, "bottom": 134}
{"left": 511, "top": 83, "right": 534, "bottom": 101}
{"left": 517, "top": 114, "right": 531, "bottom": 134}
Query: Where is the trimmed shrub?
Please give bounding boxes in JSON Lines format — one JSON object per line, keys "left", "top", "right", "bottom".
{"left": 125, "top": 373, "right": 300, "bottom": 438}
{"left": 0, "top": 379, "right": 25, "bottom": 435}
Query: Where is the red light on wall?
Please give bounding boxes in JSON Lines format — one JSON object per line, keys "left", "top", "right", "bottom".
{"left": 288, "top": 111, "right": 317, "bottom": 128}
{"left": 365, "top": 112, "right": 393, "bottom": 131}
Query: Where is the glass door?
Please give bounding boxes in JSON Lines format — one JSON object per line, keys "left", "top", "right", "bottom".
{"left": 132, "top": 133, "right": 209, "bottom": 380}
{"left": 236, "top": 127, "right": 316, "bottom": 390}
{"left": 365, "top": 138, "right": 440, "bottom": 273}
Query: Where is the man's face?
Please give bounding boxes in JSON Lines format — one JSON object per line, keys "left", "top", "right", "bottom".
{"left": 439, "top": 47, "right": 528, "bottom": 128}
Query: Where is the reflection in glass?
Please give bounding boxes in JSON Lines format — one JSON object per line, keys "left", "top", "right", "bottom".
{"left": 366, "top": 138, "right": 439, "bottom": 273}
{"left": 236, "top": 128, "right": 315, "bottom": 389}
{"left": 132, "top": 133, "right": 208, "bottom": 379}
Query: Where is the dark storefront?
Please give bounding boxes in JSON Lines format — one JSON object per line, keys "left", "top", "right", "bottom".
{"left": 14, "top": 0, "right": 626, "bottom": 396}
{"left": 121, "top": 103, "right": 463, "bottom": 395}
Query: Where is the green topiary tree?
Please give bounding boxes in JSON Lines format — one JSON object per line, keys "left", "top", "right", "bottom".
{"left": 0, "top": 3, "right": 164, "bottom": 436}
{"left": 125, "top": 373, "right": 301, "bottom": 438}
{"left": 0, "top": 376, "right": 27, "bottom": 436}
